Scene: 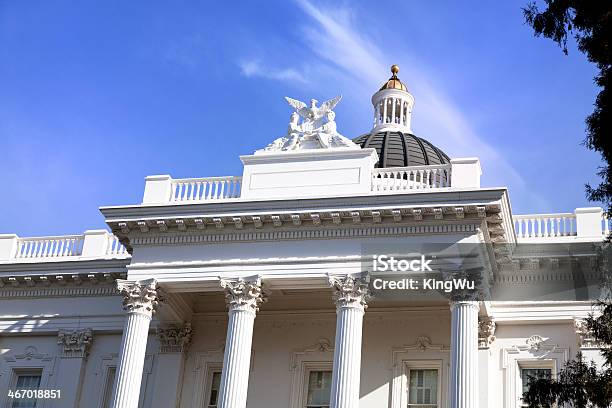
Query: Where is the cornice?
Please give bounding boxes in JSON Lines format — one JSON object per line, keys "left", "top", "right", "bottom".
{"left": 0, "top": 271, "right": 126, "bottom": 298}
{"left": 100, "top": 188, "right": 508, "bottom": 221}
{"left": 0, "top": 257, "right": 130, "bottom": 275}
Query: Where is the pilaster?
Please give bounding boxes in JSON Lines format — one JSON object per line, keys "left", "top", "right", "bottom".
{"left": 55, "top": 328, "right": 93, "bottom": 408}
{"left": 150, "top": 324, "right": 193, "bottom": 408}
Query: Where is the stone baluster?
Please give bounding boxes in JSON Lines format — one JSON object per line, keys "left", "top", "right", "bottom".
{"left": 217, "top": 278, "right": 266, "bottom": 408}
{"left": 328, "top": 275, "right": 370, "bottom": 408}
{"left": 383, "top": 98, "right": 388, "bottom": 123}
{"left": 111, "top": 279, "right": 162, "bottom": 408}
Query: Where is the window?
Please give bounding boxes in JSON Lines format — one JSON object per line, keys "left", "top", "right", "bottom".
{"left": 207, "top": 371, "right": 222, "bottom": 408}
{"left": 305, "top": 370, "right": 332, "bottom": 408}
{"left": 520, "top": 368, "right": 551, "bottom": 406}
{"left": 101, "top": 367, "right": 117, "bottom": 408}
{"left": 407, "top": 369, "right": 438, "bottom": 408}
{"left": 12, "top": 372, "right": 41, "bottom": 408}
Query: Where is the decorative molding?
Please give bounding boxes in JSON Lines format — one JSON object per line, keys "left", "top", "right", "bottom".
{"left": 157, "top": 323, "right": 193, "bottom": 353}
{"left": 57, "top": 328, "right": 93, "bottom": 358}
{"left": 574, "top": 318, "right": 600, "bottom": 349}
{"left": 525, "top": 335, "right": 546, "bottom": 351}
{"left": 0, "top": 284, "right": 120, "bottom": 299}
{"left": 127, "top": 223, "right": 480, "bottom": 249}
{"left": 328, "top": 275, "right": 370, "bottom": 310}
{"left": 220, "top": 278, "right": 267, "bottom": 313}
{"left": 414, "top": 336, "right": 433, "bottom": 351}
{"left": 478, "top": 316, "right": 496, "bottom": 349}
{"left": 3, "top": 346, "right": 54, "bottom": 364}
{"left": 289, "top": 337, "right": 333, "bottom": 371}
{"left": 117, "top": 278, "right": 163, "bottom": 317}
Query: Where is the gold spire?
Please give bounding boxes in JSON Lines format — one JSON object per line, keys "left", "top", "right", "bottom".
{"left": 379, "top": 64, "right": 407, "bottom": 91}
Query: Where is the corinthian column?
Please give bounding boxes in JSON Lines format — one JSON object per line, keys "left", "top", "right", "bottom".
{"left": 328, "top": 275, "right": 370, "bottom": 408}
{"left": 111, "top": 279, "right": 162, "bottom": 408}
{"left": 217, "top": 278, "right": 266, "bottom": 408}
{"left": 449, "top": 300, "right": 479, "bottom": 408}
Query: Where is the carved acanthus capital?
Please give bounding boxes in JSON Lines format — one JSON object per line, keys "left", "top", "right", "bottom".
{"left": 220, "top": 278, "right": 267, "bottom": 313}
{"left": 157, "top": 323, "right": 193, "bottom": 353}
{"left": 329, "top": 275, "right": 370, "bottom": 311}
{"left": 57, "top": 328, "right": 93, "bottom": 358}
{"left": 478, "top": 316, "right": 496, "bottom": 349}
{"left": 574, "top": 318, "right": 600, "bottom": 349}
{"left": 117, "top": 279, "right": 163, "bottom": 317}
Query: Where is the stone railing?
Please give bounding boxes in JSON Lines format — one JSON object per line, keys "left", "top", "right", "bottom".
{"left": 514, "top": 213, "right": 576, "bottom": 239}
{"left": 0, "top": 230, "right": 129, "bottom": 262}
{"left": 371, "top": 164, "right": 451, "bottom": 192}
{"left": 14, "top": 235, "right": 85, "bottom": 259}
{"left": 514, "top": 208, "right": 610, "bottom": 241}
{"left": 170, "top": 176, "right": 242, "bottom": 202}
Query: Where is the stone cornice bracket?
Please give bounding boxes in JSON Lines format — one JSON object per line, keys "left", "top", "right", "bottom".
{"left": 574, "top": 318, "right": 600, "bottom": 349}
{"left": 116, "top": 278, "right": 163, "bottom": 318}
{"left": 157, "top": 323, "right": 193, "bottom": 354}
{"left": 328, "top": 274, "right": 371, "bottom": 312}
{"left": 57, "top": 328, "right": 93, "bottom": 358}
{"left": 220, "top": 277, "right": 267, "bottom": 314}
{"left": 478, "top": 316, "right": 496, "bottom": 349}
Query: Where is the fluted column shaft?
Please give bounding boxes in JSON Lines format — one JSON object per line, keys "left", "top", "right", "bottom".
{"left": 112, "top": 279, "right": 161, "bottom": 408}
{"left": 217, "top": 279, "right": 265, "bottom": 408}
{"left": 329, "top": 275, "right": 370, "bottom": 408}
{"left": 449, "top": 300, "right": 479, "bottom": 408}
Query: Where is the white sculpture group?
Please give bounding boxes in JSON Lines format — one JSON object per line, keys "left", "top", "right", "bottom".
{"left": 257, "top": 96, "right": 359, "bottom": 153}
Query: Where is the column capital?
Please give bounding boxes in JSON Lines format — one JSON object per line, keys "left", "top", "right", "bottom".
{"left": 450, "top": 299, "right": 480, "bottom": 311}
{"left": 478, "top": 316, "right": 496, "bottom": 349}
{"left": 329, "top": 274, "right": 370, "bottom": 311}
{"left": 57, "top": 328, "right": 93, "bottom": 358}
{"left": 574, "top": 318, "right": 600, "bottom": 349}
{"left": 220, "top": 277, "right": 266, "bottom": 313}
{"left": 117, "top": 278, "right": 163, "bottom": 318}
{"left": 157, "top": 323, "right": 193, "bottom": 354}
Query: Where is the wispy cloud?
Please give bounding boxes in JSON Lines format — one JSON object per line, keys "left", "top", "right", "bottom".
{"left": 239, "top": 59, "right": 308, "bottom": 83}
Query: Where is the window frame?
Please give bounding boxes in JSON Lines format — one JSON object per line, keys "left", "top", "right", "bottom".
{"left": 404, "top": 360, "right": 442, "bottom": 408}
{"left": 10, "top": 369, "right": 43, "bottom": 408}
{"left": 302, "top": 364, "right": 333, "bottom": 408}
{"left": 204, "top": 365, "right": 223, "bottom": 408}
{"left": 0, "top": 346, "right": 55, "bottom": 408}
{"left": 502, "top": 338, "right": 567, "bottom": 408}
{"left": 516, "top": 360, "right": 555, "bottom": 408}
{"left": 288, "top": 339, "right": 334, "bottom": 408}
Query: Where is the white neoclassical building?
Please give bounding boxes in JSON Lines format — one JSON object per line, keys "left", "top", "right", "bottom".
{"left": 0, "top": 66, "right": 609, "bottom": 408}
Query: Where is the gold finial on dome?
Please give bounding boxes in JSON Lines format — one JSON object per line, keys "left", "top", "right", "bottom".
{"left": 380, "top": 64, "right": 407, "bottom": 91}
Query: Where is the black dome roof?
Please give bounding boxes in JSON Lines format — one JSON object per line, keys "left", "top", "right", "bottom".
{"left": 352, "top": 131, "right": 450, "bottom": 168}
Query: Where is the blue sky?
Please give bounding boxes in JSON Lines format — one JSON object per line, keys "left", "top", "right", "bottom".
{"left": 0, "top": 0, "right": 603, "bottom": 237}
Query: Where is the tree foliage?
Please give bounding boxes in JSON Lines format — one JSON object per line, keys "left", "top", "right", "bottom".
{"left": 523, "top": 0, "right": 612, "bottom": 216}
{"left": 522, "top": 300, "right": 612, "bottom": 407}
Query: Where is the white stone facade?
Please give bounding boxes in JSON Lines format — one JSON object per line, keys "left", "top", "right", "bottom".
{"left": 0, "top": 71, "right": 610, "bottom": 408}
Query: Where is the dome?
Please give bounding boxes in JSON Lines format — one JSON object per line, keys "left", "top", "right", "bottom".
{"left": 379, "top": 64, "right": 408, "bottom": 91}
{"left": 352, "top": 131, "right": 450, "bottom": 168}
